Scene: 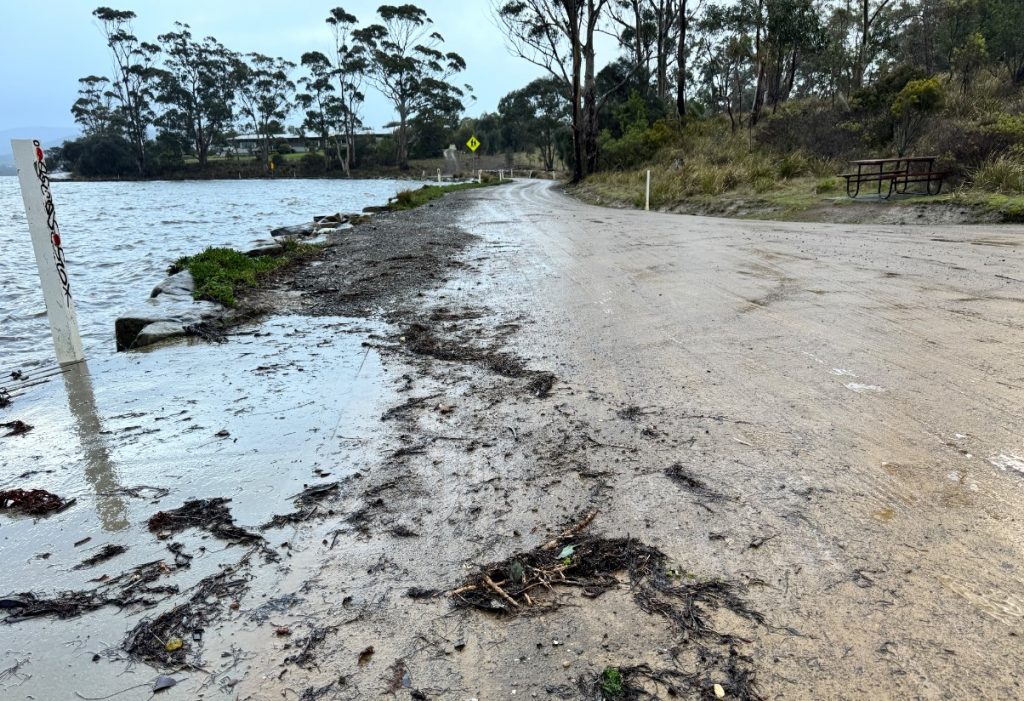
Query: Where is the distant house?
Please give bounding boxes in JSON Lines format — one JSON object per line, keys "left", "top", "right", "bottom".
{"left": 227, "top": 133, "right": 341, "bottom": 155}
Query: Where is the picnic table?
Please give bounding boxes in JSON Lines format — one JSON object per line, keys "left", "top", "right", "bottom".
{"left": 841, "top": 156, "right": 948, "bottom": 199}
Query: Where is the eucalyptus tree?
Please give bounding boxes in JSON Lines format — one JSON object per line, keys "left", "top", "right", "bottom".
{"left": 495, "top": 0, "right": 611, "bottom": 181}
{"left": 353, "top": 4, "right": 468, "bottom": 170}
{"left": 296, "top": 51, "right": 347, "bottom": 171}
{"left": 155, "top": 23, "right": 236, "bottom": 167}
{"left": 326, "top": 7, "right": 367, "bottom": 170}
{"left": 498, "top": 78, "right": 569, "bottom": 170}
{"left": 71, "top": 76, "right": 119, "bottom": 135}
{"left": 233, "top": 53, "right": 296, "bottom": 168}
{"left": 91, "top": 7, "right": 161, "bottom": 174}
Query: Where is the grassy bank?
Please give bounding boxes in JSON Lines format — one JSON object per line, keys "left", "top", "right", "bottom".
{"left": 169, "top": 240, "right": 318, "bottom": 307}
{"left": 388, "top": 179, "right": 503, "bottom": 211}
{"left": 570, "top": 118, "right": 1024, "bottom": 224}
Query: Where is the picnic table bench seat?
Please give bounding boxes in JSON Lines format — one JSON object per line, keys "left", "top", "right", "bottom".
{"left": 841, "top": 157, "right": 949, "bottom": 198}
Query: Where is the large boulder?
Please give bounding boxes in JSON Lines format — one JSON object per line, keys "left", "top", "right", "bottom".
{"left": 245, "top": 239, "right": 285, "bottom": 257}
{"left": 150, "top": 270, "right": 195, "bottom": 299}
{"left": 115, "top": 297, "right": 222, "bottom": 351}
{"left": 270, "top": 222, "right": 315, "bottom": 238}
{"left": 134, "top": 321, "right": 188, "bottom": 348}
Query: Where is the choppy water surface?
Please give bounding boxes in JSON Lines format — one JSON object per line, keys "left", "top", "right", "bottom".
{"left": 0, "top": 176, "right": 421, "bottom": 370}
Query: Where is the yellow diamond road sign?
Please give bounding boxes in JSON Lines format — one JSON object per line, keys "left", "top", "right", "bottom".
{"left": 466, "top": 135, "right": 481, "bottom": 152}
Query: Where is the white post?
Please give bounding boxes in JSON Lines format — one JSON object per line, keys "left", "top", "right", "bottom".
{"left": 12, "top": 139, "right": 84, "bottom": 365}
{"left": 510, "top": 169, "right": 514, "bottom": 178}
{"left": 436, "top": 168, "right": 441, "bottom": 183}
{"left": 478, "top": 169, "right": 482, "bottom": 184}
{"left": 645, "top": 170, "right": 651, "bottom": 211}
{"left": 499, "top": 169, "right": 503, "bottom": 181}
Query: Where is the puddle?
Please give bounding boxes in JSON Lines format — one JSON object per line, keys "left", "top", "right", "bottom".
{"left": 0, "top": 314, "right": 390, "bottom": 700}
{"left": 845, "top": 383, "right": 884, "bottom": 393}
{"left": 990, "top": 454, "right": 1024, "bottom": 475}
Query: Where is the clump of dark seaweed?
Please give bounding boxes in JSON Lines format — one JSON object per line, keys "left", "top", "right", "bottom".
{"left": 664, "top": 463, "right": 731, "bottom": 502}
{"left": 148, "top": 498, "right": 262, "bottom": 544}
{"left": 261, "top": 482, "right": 340, "bottom": 529}
{"left": 451, "top": 510, "right": 763, "bottom": 643}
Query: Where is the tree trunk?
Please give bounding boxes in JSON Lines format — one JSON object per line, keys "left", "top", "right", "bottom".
{"left": 569, "top": 9, "right": 585, "bottom": 183}
{"left": 750, "top": 0, "right": 766, "bottom": 126}
{"left": 676, "top": 0, "right": 687, "bottom": 119}
{"left": 397, "top": 106, "right": 410, "bottom": 171}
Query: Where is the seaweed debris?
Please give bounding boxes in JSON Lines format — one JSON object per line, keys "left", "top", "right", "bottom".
{"left": 285, "top": 626, "right": 333, "bottom": 669}
{"left": 664, "top": 463, "right": 730, "bottom": 502}
{"left": 2, "top": 559, "right": 180, "bottom": 623}
{"left": 451, "top": 510, "right": 763, "bottom": 642}
{"left": 261, "top": 482, "right": 340, "bottom": 529}
{"left": 123, "top": 554, "right": 253, "bottom": 668}
{"left": 74, "top": 544, "right": 129, "bottom": 570}
{"left": 148, "top": 498, "right": 262, "bottom": 545}
{"left": 1, "top": 420, "right": 32, "bottom": 436}
{"left": 580, "top": 658, "right": 763, "bottom": 701}
{"left": 400, "top": 322, "right": 556, "bottom": 396}
{"left": 0, "top": 488, "right": 75, "bottom": 516}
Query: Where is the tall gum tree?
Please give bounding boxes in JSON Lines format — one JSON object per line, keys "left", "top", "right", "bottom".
{"left": 353, "top": 4, "right": 468, "bottom": 171}
{"left": 155, "top": 23, "right": 236, "bottom": 168}
{"left": 326, "top": 7, "right": 367, "bottom": 171}
{"left": 495, "top": 0, "right": 612, "bottom": 181}
{"left": 91, "top": 6, "right": 160, "bottom": 174}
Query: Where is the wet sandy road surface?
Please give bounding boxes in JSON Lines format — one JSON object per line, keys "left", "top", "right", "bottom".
{"left": 441, "top": 181, "right": 1024, "bottom": 698}
{"left": 229, "top": 181, "right": 1024, "bottom": 700}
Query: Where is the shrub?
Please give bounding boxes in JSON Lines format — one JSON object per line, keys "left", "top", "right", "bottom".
{"left": 778, "top": 152, "right": 810, "bottom": 179}
{"left": 892, "top": 78, "right": 945, "bottom": 155}
{"left": 815, "top": 177, "right": 839, "bottom": 193}
{"left": 598, "top": 120, "right": 679, "bottom": 170}
{"left": 972, "top": 155, "right": 1024, "bottom": 193}
{"left": 169, "top": 247, "right": 284, "bottom": 307}
{"left": 757, "top": 101, "right": 865, "bottom": 159}
{"left": 299, "top": 152, "right": 327, "bottom": 175}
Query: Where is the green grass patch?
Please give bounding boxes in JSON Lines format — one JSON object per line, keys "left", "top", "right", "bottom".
{"left": 388, "top": 179, "right": 501, "bottom": 211}
{"left": 600, "top": 667, "right": 624, "bottom": 698}
{"left": 168, "top": 241, "right": 318, "bottom": 307}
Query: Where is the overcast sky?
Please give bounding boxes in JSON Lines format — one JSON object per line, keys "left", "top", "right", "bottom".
{"left": 0, "top": 0, "right": 588, "bottom": 134}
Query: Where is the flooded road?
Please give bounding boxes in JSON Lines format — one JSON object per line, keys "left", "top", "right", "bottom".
{"left": 0, "top": 177, "right": 425, "bottom": 370}
{"left": 4, "top": 179, "right": 1024, "bottom": 699}
{"left": 1, "top": 315, "right": 390, "bottom": 700}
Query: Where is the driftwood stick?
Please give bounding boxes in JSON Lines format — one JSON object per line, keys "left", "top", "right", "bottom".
{"left": 541, "top": 509, "right": 598, "bottom": 551}
{"left": 483, "top": 574, "right": 520, "bottom": 609}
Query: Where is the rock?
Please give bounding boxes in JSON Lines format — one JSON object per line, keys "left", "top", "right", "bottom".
{"left": 115, "top": 298, "right": 221, "bottom": 351}
{"left": 362, "top": 205, "right": 388, "bottom": 213}
{"left": 314, "top": 213, "right": 347, "bottom": 226}
{"left": 134, "top": 321, "right": 187, "bottom": 348}
{"left": 153, "top": 675, "right": 177, "bottom": 692}
{"left": 270, "top": 222, "right": 315, "bottom": 238}
{"left": 245, "top": 239, "right": 285, "bottom": 257}
{"left": 150, "top": 270, "right": 195, "bottom": 299}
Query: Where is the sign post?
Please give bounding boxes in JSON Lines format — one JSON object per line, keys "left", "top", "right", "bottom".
{"left": 12, "top": 139, "right": 84, "bottom": 365}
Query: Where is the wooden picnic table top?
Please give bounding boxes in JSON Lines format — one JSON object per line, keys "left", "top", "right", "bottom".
{"left": 849, "top": 156, "right": 938, "bottom": 166}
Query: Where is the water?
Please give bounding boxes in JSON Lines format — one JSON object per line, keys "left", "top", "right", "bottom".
{"left": 0, "top": 176, "right": 422, "bottom": 371}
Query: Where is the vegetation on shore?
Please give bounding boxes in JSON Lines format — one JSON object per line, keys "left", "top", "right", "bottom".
{"left": 169, "top": 240, "right": 317, "bottom": 307}
{"left": 388, "top": 179, "right": 502, "bottom": 211}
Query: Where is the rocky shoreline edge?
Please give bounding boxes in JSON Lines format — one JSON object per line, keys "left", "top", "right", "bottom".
{"left": 113, "top": 212, "right": 365, "bottom": 351}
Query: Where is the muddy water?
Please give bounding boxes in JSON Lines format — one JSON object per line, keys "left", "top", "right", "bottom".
{"left": 0, "top": 315, "right": 392, "bottom": 699}
{"left": 0, "top": 176, "right": 424, "bottom": 371}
